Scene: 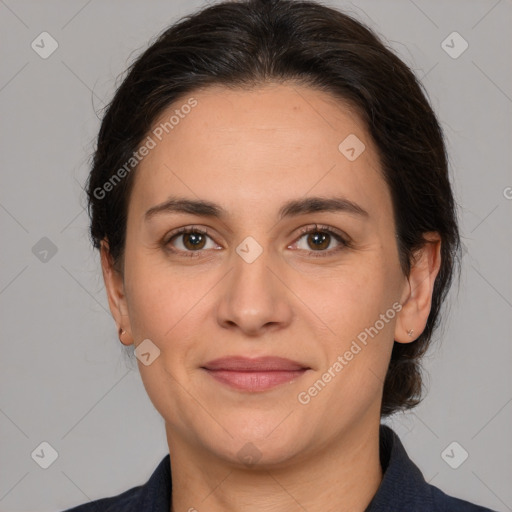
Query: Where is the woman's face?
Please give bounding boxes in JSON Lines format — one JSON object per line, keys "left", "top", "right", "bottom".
{"left": 106, "top": 83, "right": 412, "bottom": 466}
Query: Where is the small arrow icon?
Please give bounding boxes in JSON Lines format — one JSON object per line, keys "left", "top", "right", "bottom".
{"left": 339, "top": 134, "right": 365, "bottom": 161}
{"left": 235, "top": 236, "right": 263, "bottom": 263}
{"left": 31, "top": 31, "right": 59, "bottom": 59}
{"left": 441, "top": 441, "right": 468, "bottom": 469}
{"left": 237, "top": 442, "right": 262, "bottom": 466}
{"left": 32, "top": 237, "right": 58, "bottom": 263}
{"left": 31, "top": 441, "right": 58, "bottom": 469}
{"left": 441, "top": 32, "right": 468, "bottom": 59}
{"left": 134, "top": 339, "right": 161, "bottom": 366}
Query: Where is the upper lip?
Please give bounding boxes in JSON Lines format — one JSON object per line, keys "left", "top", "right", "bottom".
{"left": 202, "top": 356, "right": 309, "bottom": 372}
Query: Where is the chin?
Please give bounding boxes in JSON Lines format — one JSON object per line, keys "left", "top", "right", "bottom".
{"left": 196, "top": 413, "right": 314, "bottom": 468}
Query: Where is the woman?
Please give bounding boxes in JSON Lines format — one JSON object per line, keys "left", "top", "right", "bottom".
{"left": 63, "top": 0, "right": 496, "bottom": 510}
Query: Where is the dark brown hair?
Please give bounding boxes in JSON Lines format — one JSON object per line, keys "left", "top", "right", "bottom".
{"left": 86, "top": 0, "right": 461, "bottom": 417}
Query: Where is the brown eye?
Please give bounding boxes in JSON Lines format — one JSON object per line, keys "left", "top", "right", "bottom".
{"left": 306, "top": 231, "right": 331, "bottom": 251}
{"left": 166, "top": 228, "right": 218, "bottom": 253}
{"left": 290, "top": 225, "right": 348, "bottom": 256}
{"left": 182, "top": 232, "right": 207, "bottom": 250}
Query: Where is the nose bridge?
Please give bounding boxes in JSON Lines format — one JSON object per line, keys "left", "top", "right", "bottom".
{"left": 230, "top": 238, "right": 278, "bottom": 308}
{"left": 216, "top": 236, "right": 291, "bottom": 333}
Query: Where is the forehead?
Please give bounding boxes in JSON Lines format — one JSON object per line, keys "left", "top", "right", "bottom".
{"left": 130, "top": 82, "right": 391, "bottom": 223}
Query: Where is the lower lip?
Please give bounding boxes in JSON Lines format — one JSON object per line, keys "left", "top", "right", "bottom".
{"left": 203, "top": 369, "right": 308, "bottom": 392}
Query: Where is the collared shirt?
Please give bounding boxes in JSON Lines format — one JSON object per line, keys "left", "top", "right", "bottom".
{"left": 62, "top": 425, "right": 497, "bottom": 511}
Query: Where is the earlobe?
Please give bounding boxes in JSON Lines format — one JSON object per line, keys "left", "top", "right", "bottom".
{"left": 100, "top": 239, "right": 134, "bottom": 346}
{"left": 118, "top": 326, "right": 133, "bottom": 346}
{"left": 394, "top": 233, "right": 442, "bottom": 343}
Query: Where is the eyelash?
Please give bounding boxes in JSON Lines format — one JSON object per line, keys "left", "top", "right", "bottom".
{"left": 163, "top": 224, "right": 350, "bottom": 258}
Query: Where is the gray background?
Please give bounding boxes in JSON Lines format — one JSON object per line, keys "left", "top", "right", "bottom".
{"left": 0, "top": 0, "right": 511, "bottom": 511}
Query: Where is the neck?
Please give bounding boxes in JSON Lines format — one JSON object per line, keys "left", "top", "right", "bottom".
{"left": 167, "top": 418, "right": 383, "bottom": 512}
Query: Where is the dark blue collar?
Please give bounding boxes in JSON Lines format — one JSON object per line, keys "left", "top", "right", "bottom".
{"left": 365, "top": 424, "right": 434, "bottom": 510}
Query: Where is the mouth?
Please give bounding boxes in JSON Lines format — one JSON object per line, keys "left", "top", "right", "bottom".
{"left": 201, "top": 356, "right": 310, "bottom": 392}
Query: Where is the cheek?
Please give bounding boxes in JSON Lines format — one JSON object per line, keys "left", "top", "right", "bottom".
{"left": 124, "top": 269, "right": 176, "bottom": 339}
{"left": 301, "top": 256, "right": 400, "bottom": 391}
{"left": 305, "top": 259, "right": 397, "bottom": 335}
{"left": 122, "top": 258, "right": 209, "bottom": 427}
{"left": 123, "top": 251, "right": 220, "bottom": 354}
{"left": 300, "top": 275, "right": 397, "bottom": 420}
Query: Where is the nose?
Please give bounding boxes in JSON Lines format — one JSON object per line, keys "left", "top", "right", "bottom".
{"left": 216, "top": 242, "right": 293, "bottom": 337}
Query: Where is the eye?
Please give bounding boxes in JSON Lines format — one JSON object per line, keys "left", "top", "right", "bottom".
{"left": 165, "top": 227, "right": 220, "bottom": 255}
{"left": 290, "top": 224, "right": 349, "bottom": 256}
{"left": 163, "top": 224, "right": 349, "bottom": 258}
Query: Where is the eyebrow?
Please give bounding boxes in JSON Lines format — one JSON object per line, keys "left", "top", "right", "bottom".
{"left": 144, "top": 195, "right": 369, "bottom": 221}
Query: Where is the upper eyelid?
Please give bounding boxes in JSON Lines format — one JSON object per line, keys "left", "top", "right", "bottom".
{"left": 295, "top": 224, "right": 348, "bottom": 240}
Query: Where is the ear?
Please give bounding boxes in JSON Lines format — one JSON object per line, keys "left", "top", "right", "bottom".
{"left": 100, "top": 239, "right": 134, "bottom": 346}
{"left": 394, "top": 232, "right": 442, "bottom": 343}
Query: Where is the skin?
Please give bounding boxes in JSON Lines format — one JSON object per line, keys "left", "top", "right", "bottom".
{"left": 101, "top": 82, "right": 441, "bottom": 512}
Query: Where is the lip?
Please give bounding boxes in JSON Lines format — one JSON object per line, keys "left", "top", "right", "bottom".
{"left": 202, "top": 356, "right": 310, "bottom": 392}
{"left": 203, "top": 356, "right": 307, "bottom": 372}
